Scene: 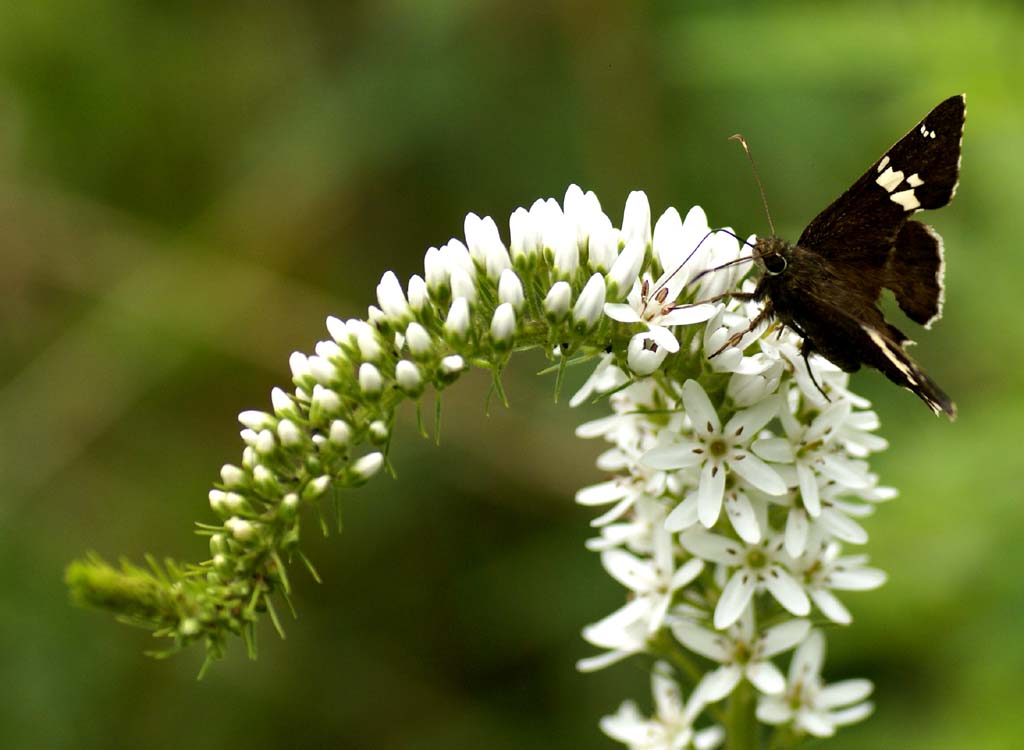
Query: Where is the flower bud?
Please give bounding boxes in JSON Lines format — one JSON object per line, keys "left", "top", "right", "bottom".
{"left": 405, "top": 322, "right": 434, "bottom": 357}
{"left": 543, "top": 281, "right": 572, "bottom": 323}
{"left": 491, "top": 303, "right": 517, "bottom": 345}
{"left": 605, "top": 238, "right": 645, "bottom": 300}
{"left": 329, "top": 419, "right": 352, "bottom": 446}
{"left": 352, "top": 452, "right": 384, "bottom": 482}
{"left": 497, "top": 269, "right": 525, "bottom": 311}
{"left": 277, "top": 419, "right": 303, "bottom": 448}
{"left": 449, "top": 267, "right": 477, "bottom": 305}
{"left": 407, "top": 274, "right": 429, "bottom": 312}
{"left": 238, "top": 410, "right": 275, "bottom": 431}
{"left": 395, "top": 359, "right": 423, "bottom": 395}
{"left": 573, "top": 273, "right": 607, "bottom": 333}
{"left": 358, "top": 363, "right": 383, "bottom": 395}
{"left": 444, "top": 297, "right": 471, "bottom": 341}
{"left": 220, "top": 464, "right": 247, "bottom": 489}
{"left": 270, "top": 387, "right": 299, "bottom": 419}
{"left": 369, "top": 420, "right": 389, "bottom": 445}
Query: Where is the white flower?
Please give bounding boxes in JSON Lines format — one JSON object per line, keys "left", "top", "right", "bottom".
{"left": 752, "top": 400, "right": 856, "bottom": 517}
{"left": 680, "top": 530, "right": 810, "bottom": 629}
{"left": 606, "top": 208, "right": 719, "bottom": 352}
{"left": 569, "top": 354, "right": 629, "bottom": 408}
{"left": 644, "top": 380, "right": 786, "bottom": 530}
{"left": 757, "top": 630, "right": 874, "bottom": 737}
{"left": 791, "top": 537, "right": 887, "bottom": 624}
{"left": 673, "top": 611, "right": 810, "bottom": 702}
{"left": 600, "top": 523, "right": 704, "bottom": 634}
{"left": 600, "top": 663, "right": 724, "bottom": 750}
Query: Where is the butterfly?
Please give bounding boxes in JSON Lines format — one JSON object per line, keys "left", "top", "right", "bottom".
{"left": 717, "top": 95, "right": 964, "bottom": 419}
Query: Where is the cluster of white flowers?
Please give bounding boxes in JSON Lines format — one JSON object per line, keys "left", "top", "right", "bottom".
{"left": 569, "top": 190, "right": 892, "bottom": 744}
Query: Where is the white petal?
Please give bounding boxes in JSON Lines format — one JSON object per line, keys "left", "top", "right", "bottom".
{"left": 672, "top": 621, "right": 732, "bottom": 662}
{"left": 796, "top": 461, "right": 822, "bottom": 516}
{"left": 694, "top": 725, "right": 726, "bottom": 750}
{"left": 698, "top": 461, "right": 727, "bottom": 528}
{"left": 763, "top": 565, "right": 811, "bottom": 616}
{"left": 603, "top": 302, "right": 643, "bottom": 323}
{"left": 818, "top": 679, "right": 873, "bottom": 709}
{"left": 597, "top": 701, "right": 647, "bottom": 743}
{"left": 818, "top": 507, "right": 869, "bottom": 544}
{"left": 751, "top": 437, "right": 795, "bottom": 463}
{"left": 671, "top": 557, "right": 705, "bottom": 591}
{"left": 829, "top": 701, "right": 875, "bottom": 727}
{"left": 829, "top": 566, "right": 887, "bottom": 591}
{"left": 576, "top": 649, "right": 633, "bottom": 673}
{"left": 785, "top": 507, "right": 810, "bottom": 558}
{"left": 761, "top": 618, "right": 812, "bottom": 658}
{"left": 576, "top": 480, "right": 630, "bottom": 506}
{"left": 602, "top": 549, "right": 657, "bottom": 593}
{"left": 756, "top": 696, "right": 793, "bottom": 724}
{"left": 729, "top": 452, "right": 787, "bottom": 496}
{"left": 810, "top": 588, "right": 852, "bottom": 624}
{"left": 746, "top": 660, "right": 786, "bottom": 695}
{"left": 644, "top": 443, "right": 703, "bottom": 470}
{"left": 695, "top": 665, "right": 743, "bottom": 703}
{"left": 652, "top": 665, "right": 685, "bottom": 722}
{"left": 806, "top": 400, "right": 852, "bottom": 443}
{"left": 789, "top": 629, "right": 825, "bottom": 679}
{"left": 660, "top": 303, "right": 717, "bottom": 326}
{"left": 648, "top": 323, "right": 682, "bottom": 353}
{"left": 679, "top": 529, "right": 745, "bottom": 566}
{"left": 590, "top": 496, "right": 636, "bottom": 527}
{"left": 682, "top": 379, "right": 721, "bottom": 436}
{"left": 725, "top": 492, "right": 762, "bottom": 544}
{"left": 714, "top": 570, "right": 756, "bottom": 629}
{"left": 723, "top": 397, "right": 779, "bottom": 441}
{"left": 797, "top": 709, "right": 837, "bottom": 737}
{"left": 665, "top": 493, "right": 700, "bottom": 532}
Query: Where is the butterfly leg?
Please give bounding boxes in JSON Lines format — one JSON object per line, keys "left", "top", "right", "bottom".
{"left": 799, "top": 339, "right": 832, "bottom": 403}
{"left": 709, "top": 302, "right": 772, "bottom": 359}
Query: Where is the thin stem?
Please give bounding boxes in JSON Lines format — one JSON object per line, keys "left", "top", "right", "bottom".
{"left": 727, "top": 681, "right": 760, "bottom": 750}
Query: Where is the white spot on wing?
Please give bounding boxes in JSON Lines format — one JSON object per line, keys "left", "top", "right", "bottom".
{"left": 890, "top": 188, "right": 921, "bottom": 211}
{"left": 907, "top": 173, "right": 924, "bottom": 187}
{"left": 876, "top": 167, "right": 904, "bottom": 192}
{"left": 862, "top": 325, "right": 918, "bottom": 385}
{"left": 877, "top": 155, "right": 890, "bottom": 173}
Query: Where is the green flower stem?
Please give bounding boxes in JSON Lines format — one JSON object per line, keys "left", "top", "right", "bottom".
{"left": 727, "top": 681, "right": 760, "bottom": 750}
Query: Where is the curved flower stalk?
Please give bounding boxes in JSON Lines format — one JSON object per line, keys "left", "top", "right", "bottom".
{"left": 66, "top": 185, "right": 892, "bottom": 746}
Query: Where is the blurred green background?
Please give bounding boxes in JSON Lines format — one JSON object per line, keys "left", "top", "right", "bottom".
{"left": 1, "top": 2, "right": 1021, "bottom": 749}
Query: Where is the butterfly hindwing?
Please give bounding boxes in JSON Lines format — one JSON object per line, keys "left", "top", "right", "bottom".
{"left": 885, "top": 220, "right": 945, "bottom": 328}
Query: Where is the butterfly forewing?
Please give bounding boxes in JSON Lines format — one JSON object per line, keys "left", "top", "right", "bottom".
{"left": 797, "top": 94, "right": 965, "bottom": 273}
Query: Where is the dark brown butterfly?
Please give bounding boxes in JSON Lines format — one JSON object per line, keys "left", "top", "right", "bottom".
{"left": 717, "top": 95, "right": 964, "bottom": 419}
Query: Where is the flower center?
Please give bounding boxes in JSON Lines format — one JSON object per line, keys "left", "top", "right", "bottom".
{"left": 708, "top": 439, "right": 728, "bottom": 457}
{"left": 745, "top": 549, "right": 767, "bottom": 569}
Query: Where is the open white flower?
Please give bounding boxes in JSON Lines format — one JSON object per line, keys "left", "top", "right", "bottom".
{"left": 757, "top": 630, "right": 874, "bottom": 737}
{"left": 601, "top": 662, "right": 724, "bottom": 750}
{"left": 791, "top": 536, "right": 887, "bottom": 624}
{"left": 673, "top": 612, "right": 810, "bottom": 703}
{"left": 644, "top": 380, "right": 786, "bottom": 530}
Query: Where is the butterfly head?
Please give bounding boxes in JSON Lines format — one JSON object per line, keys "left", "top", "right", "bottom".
{"left": 752, "top": 235, "right": 791, "bottom": 276}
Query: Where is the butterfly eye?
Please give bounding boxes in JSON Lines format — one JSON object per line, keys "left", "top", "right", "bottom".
{"left": 764, "top": 254, "right": 787, "bottom": 275}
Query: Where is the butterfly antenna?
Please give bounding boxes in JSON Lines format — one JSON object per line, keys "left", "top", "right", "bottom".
{"left": 730, "top": 134, "right": 776, "bottom": 236}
